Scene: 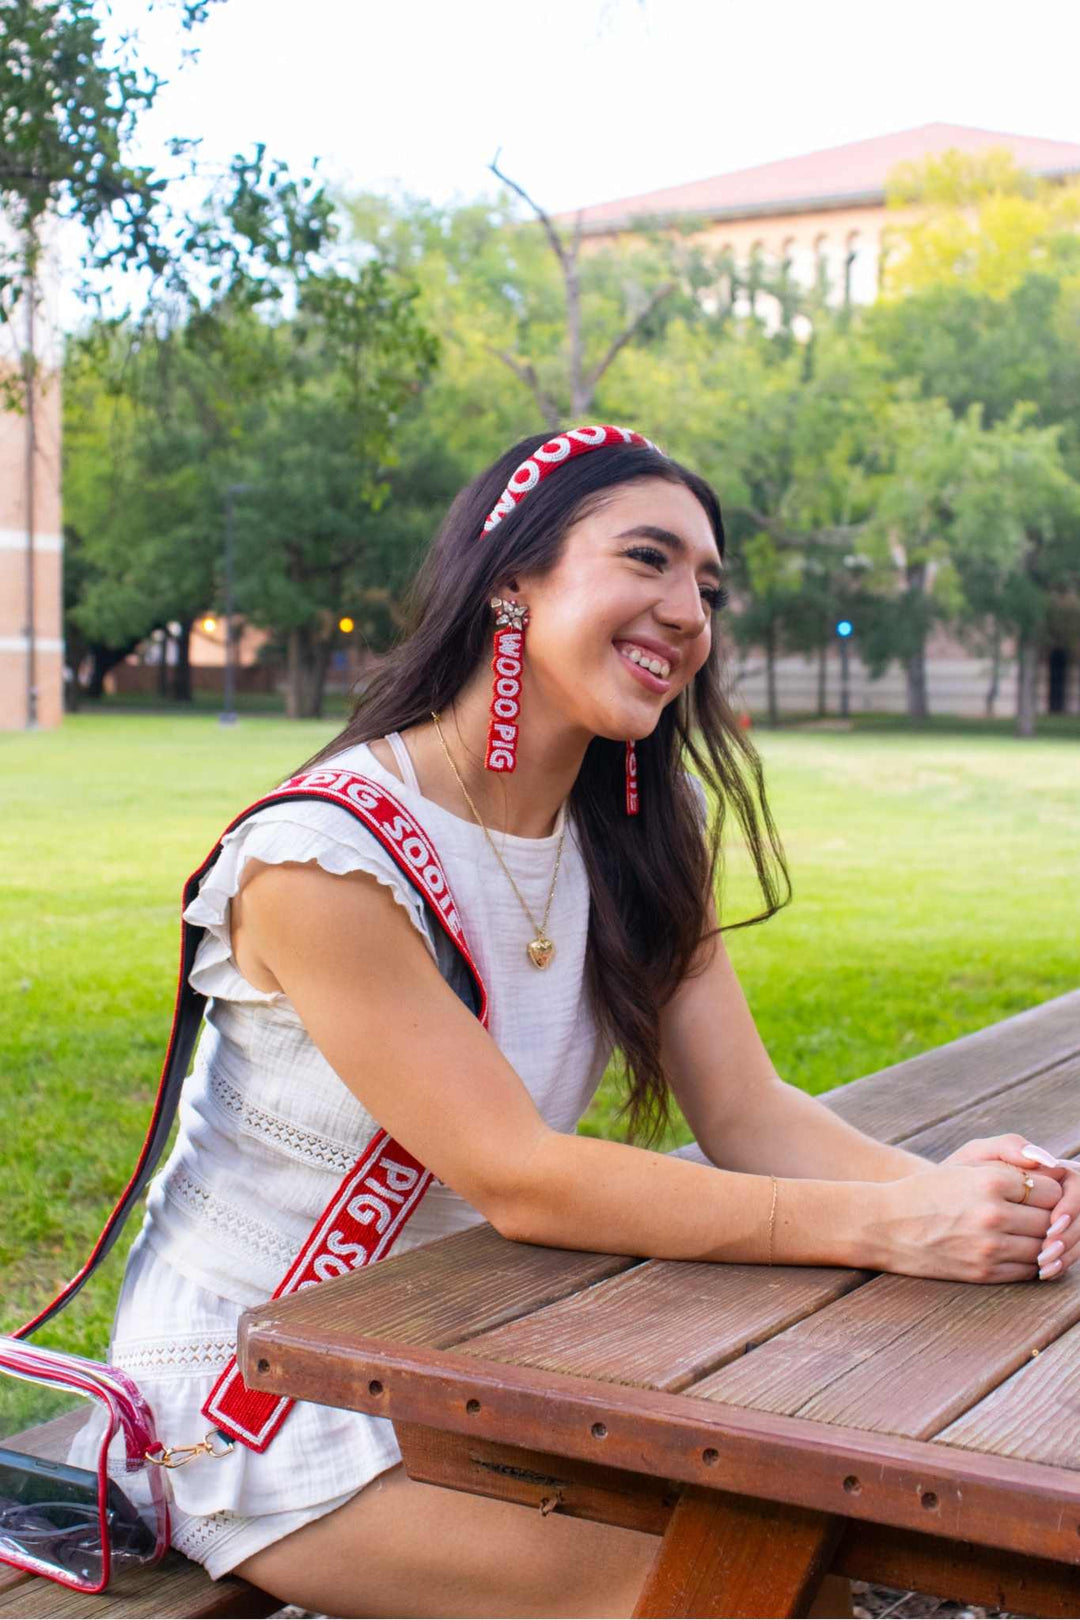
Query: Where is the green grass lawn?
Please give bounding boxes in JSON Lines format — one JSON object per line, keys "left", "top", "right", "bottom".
{"left": 2, "top": 712, "right": 1077, "bottom": 1378}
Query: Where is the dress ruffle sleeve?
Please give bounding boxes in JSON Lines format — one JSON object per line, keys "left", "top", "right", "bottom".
{"left": 182, "top": 800, "right": 439, "bottom": 1005}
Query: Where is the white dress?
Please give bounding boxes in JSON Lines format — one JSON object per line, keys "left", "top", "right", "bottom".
{"left": 106, "top": 732, "right": 615, "bottom": 1578}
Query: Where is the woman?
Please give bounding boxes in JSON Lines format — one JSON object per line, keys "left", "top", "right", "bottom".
{"left": 109, "top": 427, "right": 1076, "bottom": 1618}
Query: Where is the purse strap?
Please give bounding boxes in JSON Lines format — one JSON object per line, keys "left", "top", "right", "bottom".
{"left": 16, "top": 767, "right": 488, "bottom": 1345}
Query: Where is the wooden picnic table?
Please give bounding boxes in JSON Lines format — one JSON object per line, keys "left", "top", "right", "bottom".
{"left": 239, "top": 992, "right": 1080, "bottom": 1618}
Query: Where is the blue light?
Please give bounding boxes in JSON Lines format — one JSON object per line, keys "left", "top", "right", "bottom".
{"left": 836, "top": 620, "right": 853, "bottom": 638}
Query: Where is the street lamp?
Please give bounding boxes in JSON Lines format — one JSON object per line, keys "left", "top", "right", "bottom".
{"left": 222, "top": 483, "right": 254, "bottom": 726}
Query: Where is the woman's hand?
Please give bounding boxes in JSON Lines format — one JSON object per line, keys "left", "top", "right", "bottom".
{"left": 873, "top": 1154, "right": 1064, "bottom": 1284}
{"left": 941, "top": 1134, "right": 1079, "bottom": 1279}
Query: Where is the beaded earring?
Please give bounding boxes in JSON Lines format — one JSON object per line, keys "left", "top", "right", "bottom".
{"left": 625, "top": 740, "right": 640, "bottom": 816}
{"left": 485, "top": 596, "right": 529, "bottom": 772}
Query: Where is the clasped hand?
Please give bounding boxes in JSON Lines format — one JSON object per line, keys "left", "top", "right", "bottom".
{"left": 942, "top": 1133, "right": 1078, "bottom": 1280}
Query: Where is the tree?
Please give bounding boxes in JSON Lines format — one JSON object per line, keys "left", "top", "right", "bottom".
{"left": 946, "top": 405, "right": 1080, "bottom": 737}
{"left": 1, "top": 0, "right": 334, "bottom": 335}
{"left": 62, "top": 297, "right": 288, "bottom": 700}
{"left": 880, "top": 148, "right": 1080, "bottom": 303}
{"left": 485, "top": 155, "right": 676, "bottom": 426}
{"left": 343, "top": 175, "right": 682, "bottom": 447}
{"left": 869, "top": 159, "right": 1080, "bottom": 730}
{"left": 228, "top": 263, "right": 439, "bottom": 718}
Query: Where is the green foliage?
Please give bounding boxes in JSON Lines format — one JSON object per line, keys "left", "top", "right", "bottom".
{"left": 58, "top": 147, "right": 1080, "bottom": 730}
{"left": 882, "top": 149, "right": 1080, "bottom": 301}
{"left": 1, "top": 0, "right": 334, "bottom": 328}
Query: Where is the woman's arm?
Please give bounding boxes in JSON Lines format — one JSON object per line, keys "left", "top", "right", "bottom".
{"left": 238, "top": 860, "right": 888, "bottom": 1270}
{"left": 658, "top": 892, "right": 933, "bottom": 1183}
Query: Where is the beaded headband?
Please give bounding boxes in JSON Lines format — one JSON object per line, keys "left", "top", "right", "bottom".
{"left": 480, "top": 425, "right": 660, "bottom": 537}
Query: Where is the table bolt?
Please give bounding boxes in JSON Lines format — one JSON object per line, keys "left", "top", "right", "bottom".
{"left": 256, "top": 1358, "right": 270, "bottom": 1374}
{"left": 702, "top": 1448, "right": 719, "bottom": 1467}
{"left": 368, "top": 1380, "right": 383, "bottom": 1396}
{"left": 920, "top": 1490, "right": 938, "bottom": 1510}
{"left": 466, "top": 1399, "right": 481, "bottom": 1415}
{"left": 842, "top": 1476, "right": 861, "bottom": 1494}
{"left": 591, "top": 1422, "right": 607, "bottom": 1440}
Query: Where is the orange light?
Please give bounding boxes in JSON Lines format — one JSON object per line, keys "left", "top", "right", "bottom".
{"left": 202, "top": 616, "right": 217, "bottom": 634}
{"left": 338, "top": 616, "right": 355, "bottom": 634}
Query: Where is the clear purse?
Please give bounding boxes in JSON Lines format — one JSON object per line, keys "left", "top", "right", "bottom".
{"left": 0, "top": 1340, "right": 171, "bottom": 1593}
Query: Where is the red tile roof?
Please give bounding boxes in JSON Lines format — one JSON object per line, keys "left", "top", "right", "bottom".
{"left": 559, "top": 123, "right": 1080, "bottom": 231}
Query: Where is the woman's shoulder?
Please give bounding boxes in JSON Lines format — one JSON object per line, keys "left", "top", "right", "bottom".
{"left": 182, "top": 743, "right": 441, "bottom": 1004}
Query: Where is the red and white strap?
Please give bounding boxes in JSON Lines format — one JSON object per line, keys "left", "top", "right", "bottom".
{"left": 18, "top": 770, "right": 487, "bottom": 1457}
{"left": 199, "top": 770, "right": 486, "bottom": 1449}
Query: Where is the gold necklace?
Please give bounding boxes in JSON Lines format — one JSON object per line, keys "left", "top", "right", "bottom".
{"left": 430, "top": 710, "right": 566, "bottom": 970}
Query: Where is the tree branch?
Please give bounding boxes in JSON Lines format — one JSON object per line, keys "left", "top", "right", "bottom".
{"left": 581, "top": 280, "right": 675, "bottom": 402}
{"left": 486, "top": 345, "right": 561, "bottom": 429}
{"left": 731, "top": 505, "right": 869, "bottom": 550}
{"left": 489, "top": 150, "right": 570, "bottom": 273}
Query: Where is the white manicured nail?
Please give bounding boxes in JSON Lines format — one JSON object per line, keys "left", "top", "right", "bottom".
{"left": 1022, "top": 1145, "right": 1061, "bottom": 1168}
{"left": 1039, "top": 1260, "right": 1063, "bottom": 1278}
{"left": 1047, "top": 1215, "right": 1072, "bottom": 1238}
{"left": 1038, "top": 1241, "right": 1065, "bottom": 1265}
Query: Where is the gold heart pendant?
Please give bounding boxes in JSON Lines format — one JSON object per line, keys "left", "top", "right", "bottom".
{"left": 527, "top": 936, "right": 555, "bottom": 969}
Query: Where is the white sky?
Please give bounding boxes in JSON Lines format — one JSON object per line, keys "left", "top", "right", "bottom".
{"left": 109, "top": 0, "right": 1080, "bottom": 216}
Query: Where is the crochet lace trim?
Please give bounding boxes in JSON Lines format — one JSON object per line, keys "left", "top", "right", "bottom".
{"left": 207, "top": 1069, "right": 356, "bottom": 1175}
{"left": 161, "top": 1168, "right": 298, "bottom": 1267}
{"left": 112, "top": 1332, "right": 236, "bottom": 1378}
{"left": 170, "top": 1507, "right": 240, "bottom": 1560}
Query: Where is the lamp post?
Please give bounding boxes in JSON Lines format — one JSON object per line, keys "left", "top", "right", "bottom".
{"left": 836, "top": 620, "right": 853, "bottom": 717}
{"left": 836, "top": 553, "right": 871, "bottom": 719}
{"left": 222, "top": 483, "right": 254, "bottom": 726}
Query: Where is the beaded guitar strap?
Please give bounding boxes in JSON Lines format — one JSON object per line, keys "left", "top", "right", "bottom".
{"left": 16, "top": 768, "right": 487, "bottom": 1455}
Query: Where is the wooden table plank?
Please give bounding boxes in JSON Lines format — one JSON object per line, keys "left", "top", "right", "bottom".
{"left": 822, "top": 990, "right": 1080, "bottom": 1142}
{"left": 936, "top": 1312, "right": 1080, "bottom": 1466}
{"left": 238, "top": 1222, "right": 635, "bottom": 1350}
{"left": 239, "top": 997, "right": 1080, "bottom": 1373}
{"left": 685, "top": 1269, "right": 1080, "bottom": 1446}
{"left": 237, "top": 1330, "right": 1080, "bottom": 1563}
{"left": 897, "top": 1051, "right": 1080, "bottom": 1161}
{"left": 454, "top": 1260, "right": 870, "bottom": 1392}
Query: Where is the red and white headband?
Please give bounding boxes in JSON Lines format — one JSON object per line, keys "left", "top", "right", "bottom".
{"left": 480, "top": 425, "right": 660, "bottom": 537}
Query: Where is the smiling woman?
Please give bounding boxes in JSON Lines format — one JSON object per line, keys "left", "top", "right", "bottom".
{"left": 96, "top": 428, "right": 1075, "bottom": 1619}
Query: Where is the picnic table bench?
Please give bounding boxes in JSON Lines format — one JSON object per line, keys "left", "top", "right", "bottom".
{"left": 235, "top": 990, "right": 1080, "bottom": 1620}
{"left": 4, "top": 991, "right": 1077, "bottom": 1618}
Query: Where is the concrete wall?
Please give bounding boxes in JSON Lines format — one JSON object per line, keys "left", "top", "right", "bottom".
{"left": 730, "top": 648, "right": 1029, "bottom": 719}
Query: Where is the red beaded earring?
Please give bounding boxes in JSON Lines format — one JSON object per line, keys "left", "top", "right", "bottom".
{"left": 485, "top": 596, "right": 529, "bottom": 773}
{"left": 625, "top": 740, "right": 640, "bottom": 816}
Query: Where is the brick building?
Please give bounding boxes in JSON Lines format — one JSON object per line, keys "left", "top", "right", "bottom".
{"left": 0, "top": 225, "right": 63, "bottom": 731}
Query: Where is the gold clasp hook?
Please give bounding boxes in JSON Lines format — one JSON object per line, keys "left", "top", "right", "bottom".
{"left": 145, "top": 1431, "right": 235, "bottom": 1469}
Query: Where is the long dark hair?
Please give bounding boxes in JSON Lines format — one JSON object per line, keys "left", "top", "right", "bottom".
{"left": 294, "top": 433, "right": 791, "bottom": 1144}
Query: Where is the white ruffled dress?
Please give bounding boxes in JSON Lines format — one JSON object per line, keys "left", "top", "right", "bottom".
{"left": 106, "top": 732, "right": 614, "bottom": 1578}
